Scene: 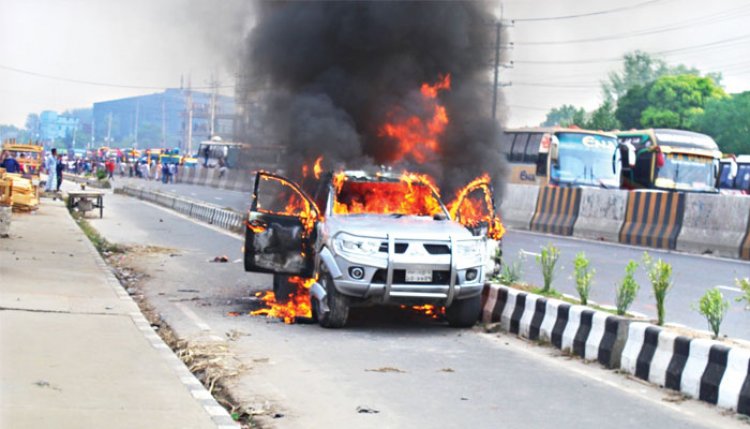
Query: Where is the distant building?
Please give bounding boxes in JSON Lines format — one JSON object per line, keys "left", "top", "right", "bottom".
{"left": 39, "top": 110, "right": 79, "bottom": 143}
{"left": 92, "top": 88, "right": 235, "bottom": 153}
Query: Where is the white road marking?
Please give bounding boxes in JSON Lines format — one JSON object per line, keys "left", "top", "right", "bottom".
{"left": 716, "top": 285, "right": 742, "bottom": 293}
{"left": 175, "top": 302, "right": 212, "bottom": 332}
{"left": 520, "top": 250, "right": 541, "bottom": 257}
{"left": 214, "top": 196, "right": 223, "bottom": 200}
{"left": 137, "top": 199, "right": 242, "bottom": 241}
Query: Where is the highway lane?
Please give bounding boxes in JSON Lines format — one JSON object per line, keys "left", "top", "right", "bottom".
{"left": 113, "top": 177, "right": 750, "bottom": 340}
{"left": 86, "top": 191, "right": 744, "bottom": 429}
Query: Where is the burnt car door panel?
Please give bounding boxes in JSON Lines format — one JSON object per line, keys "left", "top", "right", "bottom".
{"left": 244, "top": 171, "right": 319, "bottom": 276}
{"left": 449, "top": 178, "right": 505, "bottom": 240}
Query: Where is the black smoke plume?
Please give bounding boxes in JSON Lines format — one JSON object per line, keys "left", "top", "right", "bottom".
{"left": 240, "top": 1, "right": 506, "bottom": 200}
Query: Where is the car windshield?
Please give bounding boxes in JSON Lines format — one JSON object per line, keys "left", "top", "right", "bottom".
{"left": 550, "top": 132, "right": 621, "bottom": 188}
{"left": 655, "top": 154, "right": 716, "bottom": 192}
{"left": 333, "top": 180, "right": 445, "bottom": 217}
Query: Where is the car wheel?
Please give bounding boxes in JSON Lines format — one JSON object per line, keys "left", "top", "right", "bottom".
{"left": 316, "top": 271, "right": 349, "bottom": 329}
{"left": 445, "top": 294, "right": 481, "bottom": 328}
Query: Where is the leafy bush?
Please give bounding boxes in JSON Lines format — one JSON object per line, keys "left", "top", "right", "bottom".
{"left": 736, "top": 277, "right": 750, "bottom": 310}
{"left": 536, "top": 244, "right": 560, "bottom": 294}
{"left": 643, "top": 252, "right": 672, "bottom": 326}
{"left": 95, "top": 169, "right": 107, "bottom": 181}
{"left": 615, "top": 261, "right": 640, "bottom": 316}
{"left": 696, "top": 288, "right": 730, "bottom": 339}
{"left": 573, "top": 252, "right": 594, "bottom": 305}
{"left": 498, "top": 251, "right": 525, "bottom": 285}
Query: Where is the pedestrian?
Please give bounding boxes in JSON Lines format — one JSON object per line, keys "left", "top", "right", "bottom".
{"left": 56, "top": 154, "right": 64, "bottom": 191}
{"left": 203, "top": 145, "right": 210, "bottom": 167}
{"left": 44, "top": 148, "right": 58, "bottom": 192}
{"left": 168, "top": 162, "right": 176, "bottom": 183}
{"left": 0, "top": 150, "right": 21, "bottom": 173}
{"left": 106, "top": 158, "right": 115, "bottom": 180}
{"left": 161, "top": 162, "right": 170, "bottom": 184}
{"left": 218, "top": 156, "right": 227, "bottom": 179}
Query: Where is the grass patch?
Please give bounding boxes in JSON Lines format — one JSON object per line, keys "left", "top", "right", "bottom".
{"left": 69, "top": 210, "right": 124, "bottom": 254}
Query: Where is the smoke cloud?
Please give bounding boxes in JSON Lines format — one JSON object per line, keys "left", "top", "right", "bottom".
{"left": 240, "top": 1, "right": 507, "bottom": 200}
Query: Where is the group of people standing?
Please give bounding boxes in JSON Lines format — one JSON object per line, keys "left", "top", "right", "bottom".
{"left": 43, "top": 148, "right": 64, "bottom": 193}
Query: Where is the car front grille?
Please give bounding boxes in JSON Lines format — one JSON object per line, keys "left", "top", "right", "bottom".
{"left": 372, "top": 269, "right": 453, "bottom": 285}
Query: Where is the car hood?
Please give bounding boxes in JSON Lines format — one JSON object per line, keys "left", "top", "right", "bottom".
{"left": 324, "top": 214, "right": 474, "bottom": 240}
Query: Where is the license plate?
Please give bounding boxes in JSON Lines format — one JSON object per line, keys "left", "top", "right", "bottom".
{"left": 405, "top": 269, "right": 432, "bottom": 283}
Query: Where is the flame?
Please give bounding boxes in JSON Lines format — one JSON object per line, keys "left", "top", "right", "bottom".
{"left": 251, "top": 276, "right": 318, "bottom": 324}
{"left": 332, "top": 171, "right": 444, "bottom": 216}
{"left": 256, "top": 173, "right": 319, "bottom": 236}
{"left": 447, "top": 174, "right": 506, "bottom": 240}
{"left": 379, "top": 74, "right": 451, "bottom": 164}
{"left": 313, "top": 156, "right": 323, "bottom": 179}
{"left": 400, "top": 304, "right": 445, "bottom": 319}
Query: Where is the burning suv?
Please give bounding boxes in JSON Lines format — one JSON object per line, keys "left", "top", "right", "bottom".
{"left": 244, "top": 170, "right": 503, "bottom": 328}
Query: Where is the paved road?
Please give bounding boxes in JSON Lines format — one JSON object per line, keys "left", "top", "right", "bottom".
{"left": 84, "top": 191, "right": 746, "bottom": 428}
{"left": 114, "top": 178, "right": 750, "bottom": 341}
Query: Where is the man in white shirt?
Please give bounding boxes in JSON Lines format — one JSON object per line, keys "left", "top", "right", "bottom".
{"left": 44, "top": 148, "right": 58, "bottom": 192}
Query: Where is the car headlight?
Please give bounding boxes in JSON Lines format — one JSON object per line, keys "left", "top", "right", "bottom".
{"left": 333, "top": 233, "right": 382, "bottom": 256}
{"left": 455, "top": 240, "right": 482, "bottom": 261}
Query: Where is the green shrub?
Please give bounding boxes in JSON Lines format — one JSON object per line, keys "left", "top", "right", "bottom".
{"left": 643, "top": 252, "right": 672, "bottom": 326}
{"left": 95, "top": 169, "right": 107, "bottom": 181}
{"left": 573, "top": 252, "right": 594, "bottom": 305}
{"left": 498, "top": 251, "right": 524, "bottom": 285}
{"left": 736, "top": 277, "right": 750, "bottom": 310}
{"left": 536, "top": 244, "right": 560, "bottom": 294}
{"left": 615, "top": 261, "right": 640, "bottom": 316}
{"left": 696, "top": 288, "right": 730, "bottom": 339}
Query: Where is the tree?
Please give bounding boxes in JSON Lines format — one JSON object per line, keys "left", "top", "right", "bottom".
{"left": 615, "top": 84, "right": 651, "bottom": 129}
{"left": 602, "top": 50, "right": 669, "bottom": 102}
{"left": 585, "top": 100, "right": 620, "bottom": 131}
{"left": 694, "top": 91, "right": 750, "bottom": 154}
{"left": 640, "top": 74, "right": 727, "bottom": 129}
{"left": 542, "top": 104, "right": 587, "bottom": 127}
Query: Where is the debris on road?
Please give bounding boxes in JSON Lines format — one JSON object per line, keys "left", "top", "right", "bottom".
{"left": 211, "top": 255, "right": 229, "bottom": 263}
{"left": 366, "top": 367, "right": 405, "bottom": 373}
{"left": 356, "top": 406, "right": 380, "bottom": 414}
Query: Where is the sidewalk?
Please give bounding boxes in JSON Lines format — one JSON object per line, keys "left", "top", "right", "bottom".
{"left": 0, "top": 197, "right": 236, "bottom": 428}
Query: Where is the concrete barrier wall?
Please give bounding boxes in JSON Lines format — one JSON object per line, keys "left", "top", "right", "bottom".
{"left": 574, "top": 187, "right": 628, "bottom": 242}
{"left": 499, "top": 184, "right": 538, "bottom": 230}
{"left": 677, "top": 193, "right": 750, "bottom": 258}
{"left": 529, "top": 186, "right": 581, "bottom": 236}
{"left": 619, "top": 191, "right": 685, "bottom": 250}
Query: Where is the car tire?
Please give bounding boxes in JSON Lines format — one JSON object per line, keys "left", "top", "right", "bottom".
{"left": 445, "top": 294, "right": 481, "bottom": 328}
{"left": 316, "top": 271, "right": 349, "bottom": 329}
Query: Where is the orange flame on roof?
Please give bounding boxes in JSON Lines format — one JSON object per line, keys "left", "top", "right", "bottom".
{"left": 332, "top": 171, "right": 444, "bottom": 216}
{"left": 251, "top": 276, "right": 317, "bottom": 324}
{"left": 379, "top": 74, "right": 451, "bottom": 164}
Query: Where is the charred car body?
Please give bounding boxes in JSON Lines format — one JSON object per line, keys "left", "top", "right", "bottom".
{"left": 244, "top": 170, "right": 503, "bottom": 328}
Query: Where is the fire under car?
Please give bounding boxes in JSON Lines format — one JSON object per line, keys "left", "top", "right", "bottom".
{"left": 243, "top": 170, "right": 503, "bottom": 328}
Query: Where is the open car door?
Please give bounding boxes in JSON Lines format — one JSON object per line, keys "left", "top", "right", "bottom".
{"left": 244, "top": 171, "right": 319, "bottom": 277}
{"left": 449, "top": 177, "right": 506, "bottom": 276}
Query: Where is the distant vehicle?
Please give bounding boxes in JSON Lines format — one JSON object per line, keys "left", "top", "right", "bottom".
{"left": 197, "top": 138, "right": 246, "bottom": 168}
{"left": 501, "top": 127, "right": 621, "bottom": 188}
{"left": 2, "top": 140, "right": 44, "bottom": 177}
{"left": 617, "top": 129, "right": 721, "bottom": 193}
{"left": 718, "top": 155, "right": 750, "bottom": 195}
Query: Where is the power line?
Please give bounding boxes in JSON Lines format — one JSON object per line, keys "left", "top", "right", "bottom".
{"left": 514, "top": 5, "right": 750, "bottom": 45}
{"left": 513, "top": 33, "right": 750, "bottom": 65}
{"left": 0, "top": 64, "right": 235, "bottom": 91}
{"left": 513, "top": 0, "right": 668, "bottom": 22}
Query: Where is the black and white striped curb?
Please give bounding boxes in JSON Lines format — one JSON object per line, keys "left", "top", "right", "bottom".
{"left": 481, "top": 283, "right": 750, "bottom": 416}
{"left": 119, "top": 186, "right": 245, "bottom": 234}
{"left": 481, "top": 284, "right": 628, "bottom": 369}
{"left": 78, "top": 214, "right": 240, "bottom": 429}
{"left": 621, "top": 322, "right": 750, "bottom": 415}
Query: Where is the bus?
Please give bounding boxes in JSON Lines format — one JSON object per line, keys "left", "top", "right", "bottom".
{"left": 718, "top": 155, "right": 750, "bottom": 195}
{"left": 616, "top": 129, "right": 721, "bottom": 193}
{"left": 196, "top": 138, "right": 246, "bottom": 168}
{"left": 501, "top": 127, "right": 622, "bottom": 188}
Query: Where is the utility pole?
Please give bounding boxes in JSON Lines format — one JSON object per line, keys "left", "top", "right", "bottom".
{"left": 134, "top": 101, "right": 140, "bottom": 147}
{"left": 491, "top": 21, "right": 501, "bottom": 122}
{"left": 161, "top": 94, "right": 166, "bottom": 147}
{"left": 209, "top": 72, "right": 219, "bottom": 139}
{"left": 91, "top": 116, "right": 95, "bottom": 149}
{"left": 106, "top": 112, "right": 113, "bottom": 147}
{"left": 185, "top": 75, "right": 193, "bottom": 155}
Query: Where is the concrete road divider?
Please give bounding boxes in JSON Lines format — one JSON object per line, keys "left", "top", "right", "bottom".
{"left": 619, "top": 191, "right": 685, "bottom": 250}
{"left": 741, "top": 218, "right": 750, "bottom": 261}
{"left": 677, "top": 193, "right": 750, "bottom": 258}
{"left": 573, "top": 188, "right": 628, "bottom": 242}
{"left": 119, "top": 186, "right": 245, "bottom": 233}
{"left": 499, "top": 184, "right": 539, "bottom": 230}
{"left": 529, "top": 186, "right": 582, "bottom": 236}
{"left": 619, "top": 322, "right": 749, "bottom": 415}
{"left": 481, "top": 284, "right": 629, "bottom": 369}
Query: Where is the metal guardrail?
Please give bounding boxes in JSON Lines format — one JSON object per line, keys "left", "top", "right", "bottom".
{"left": 119, "top": 186, "right": 245, "bottom": 234}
